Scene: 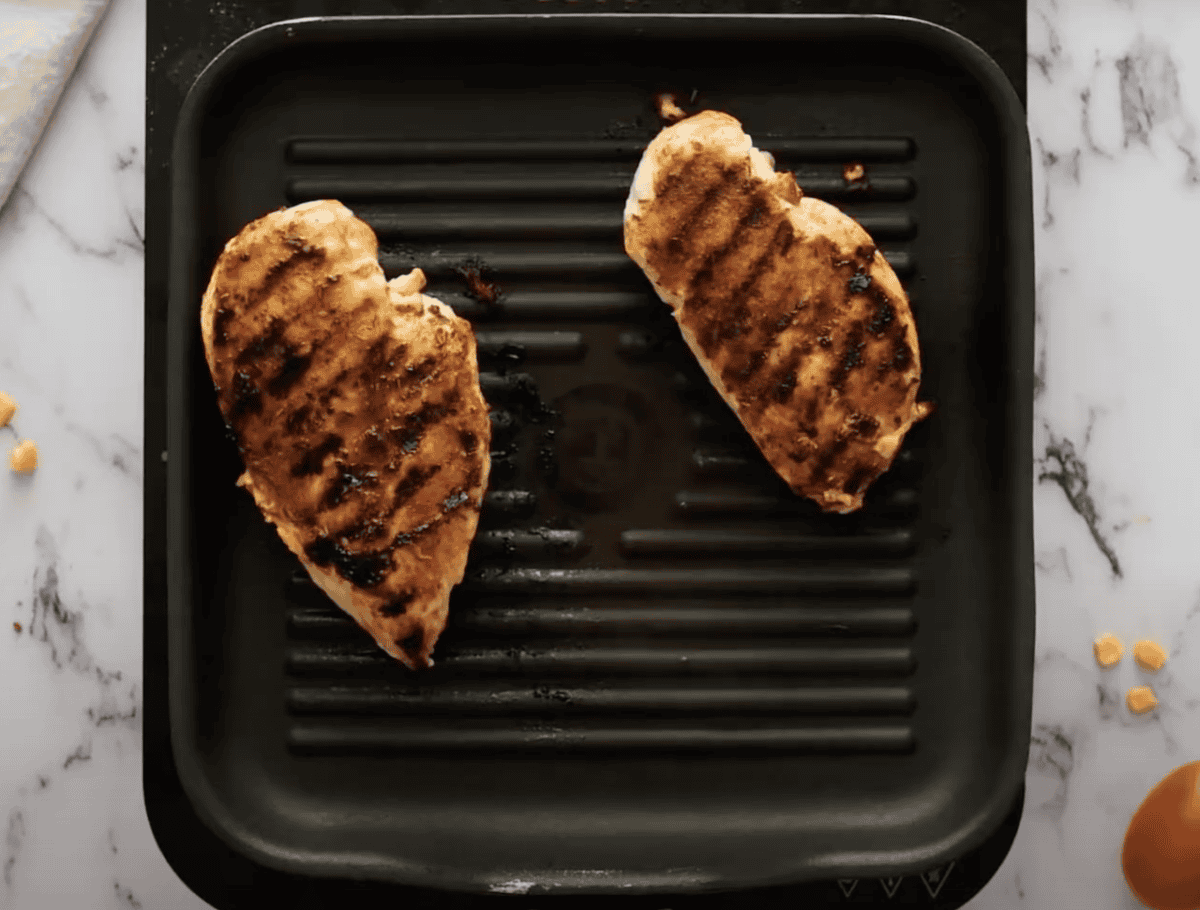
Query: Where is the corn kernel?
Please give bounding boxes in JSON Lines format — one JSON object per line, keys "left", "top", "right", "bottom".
{"left": 1127, "top": 686, "right": 1158, "bottom": 714}
{"left": 1094, "top": 633, "right": 1124, "bottom": 668}
{"left": 1133, "top": 639, "right": 1167, "bottom": 672}
{"left": 0, "top": 391, "right": 15, "bottom": 427}
{"left": 9, "top": 439, "right": 37, "bottom": 473}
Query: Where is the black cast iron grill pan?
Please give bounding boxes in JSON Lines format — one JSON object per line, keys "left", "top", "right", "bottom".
{"left": 166, "top": 13, "right": 1034, "bottom": 896}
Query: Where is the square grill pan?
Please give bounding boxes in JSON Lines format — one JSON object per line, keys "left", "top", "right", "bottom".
{"left": 165, "top": 14, "right": 1034, "bottom": 897}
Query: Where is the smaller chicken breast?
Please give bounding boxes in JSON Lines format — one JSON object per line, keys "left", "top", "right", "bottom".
{"left": 624, "top": 111, "right": 932, "bottom": 513}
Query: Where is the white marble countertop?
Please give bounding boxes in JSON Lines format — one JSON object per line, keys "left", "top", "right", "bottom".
{"left": 2, "top": 0, "right": 1199, "bottom": 906}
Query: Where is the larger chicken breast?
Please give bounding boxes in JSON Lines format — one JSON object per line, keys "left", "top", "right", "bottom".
{"left": 624, "top": 111, "right": 931, "bottom": 514}
{"left": 200, "top": 200, "right": 490, "bottom": 669}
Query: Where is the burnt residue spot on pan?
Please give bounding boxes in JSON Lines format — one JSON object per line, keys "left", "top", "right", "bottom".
{"left": 455, "top": 260, "right": 501, "bottom": 309}
{"left": 655, "top": 92, "right": 688, "bottom": 123}
{"left": 506, "top": 373, "right": 558, "bottom": 425}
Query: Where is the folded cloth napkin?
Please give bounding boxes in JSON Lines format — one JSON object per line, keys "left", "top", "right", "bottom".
{"left": 0, "top": 0, "right": 110, "bottom": 212}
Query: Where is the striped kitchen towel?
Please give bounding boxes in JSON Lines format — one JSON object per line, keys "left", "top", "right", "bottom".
{"left": 0, "top": 0, "right": 111, "bottom": 211}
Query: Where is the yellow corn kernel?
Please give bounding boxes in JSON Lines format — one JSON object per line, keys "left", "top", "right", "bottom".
{"left": 1133, "top": 639, "right": 1167, "bottom": 672}
{"left": 1094, "top": 633, "right": 1124, "bottom": 668}
{"left": 0, "top": 391, "right": 15, "bottom": 427}
{"left": 9, "top": 439, "right": 37, "bottom": 473}
{"left": 1126, "top": 686, "right": 1158, "bottom": 714}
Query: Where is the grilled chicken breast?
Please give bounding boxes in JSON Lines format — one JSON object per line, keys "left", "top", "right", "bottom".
{"left": 624, "top": 111, "right": 931, "bottom": 513}
{"left": 200, "top": 200, "right": 490, "bottom": 669}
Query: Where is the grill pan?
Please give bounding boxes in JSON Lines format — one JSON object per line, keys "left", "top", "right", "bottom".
{"left": 165, "top": 13, "right": 1034, "bottom": 897}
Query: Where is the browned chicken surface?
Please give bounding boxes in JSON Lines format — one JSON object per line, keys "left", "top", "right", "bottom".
{"left": 200, "top": 200, "right": 491, "bottom": 669}
{"left": 624, "top": 111, "right": 931, "bottom": 513}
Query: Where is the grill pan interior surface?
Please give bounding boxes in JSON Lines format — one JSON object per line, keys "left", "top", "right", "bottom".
{"left": 166, "top": 14, "right": 1034, "bottom": 895}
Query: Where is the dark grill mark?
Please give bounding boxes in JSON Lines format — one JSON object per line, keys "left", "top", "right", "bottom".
{"left": 291, "top": 433, "right": 343, "bottom": 477}
{"left": 732, "top": 219, "right": 795, "bottom": 304}
{"left": 317, "top": 368, "right": 350, "bottom": 407}
{"left": 404, "top": 355, "right": 439, "bottom": 384}
{"left": 831, "top": 331, "right": 866, "bottom": 391}
{"left": 363, "top": 427, "right": 389, "bottom": 457}
{"left": 362, "top": 336, "right": 394, "bottom": 376}
{"left": 378, "top": 591, "right": 415, "bottom": 618}
{"left": 396, "top": 631, "right": 423, "bottom": 657}
{"left": 669, "top": 167, "right": 738, "bottom": 248}
{"left": 848, "top": 414, "right": 880, "bottom": 437}
{"left": 891, "top": 333, "right": 913, "bottom": 371}
{"left": 683, "top": 247, "right": 724, "bottom": 310}
{"left": 459, "top": 429, "right": 478, "bottom": 454}
{"left": 341, "top": 516, "right": 388, "bottom": 544}
{"left": 212, "top": 307, "right": 235, "bottom": 346}
{"left": 393, "top": 464, "right": 442, "bottom": 510}
{"left": 228, "top": 370, "right": 262, "bottom": 423}
{"left": 322, "top": 462, "right": 380, "bottom": 510}
{"left": 285, "top": 404, "right": 311, "bottom": 436}
{"left": 243, "top": 244, "right": 325, "bottom": 311}
{"left": 804, "top": 397, "right": 820, "bottom": 425}
{"left": 772, "top": 300, "right": 806, "bottom": 333}
{"left": 721, "top": 348, "right": 767, "bottom": 389}
{"left": 773, "top": 367, "right": 797, "bottom": 403}
{"left": 842, "top": 464, "right": 875, "bottom": 495}
{"left": 387, "top": 391, "right": 461, "bottom": 453}
{"left": 651, "top": 165, "right": 687, "bottom": 204}
{"left": 809, "top": 433, "right": 852, "bottom": 484}
{"left": 235, "top": 318, "right": 287, "bottom": 366}
{"left": 867, "top": 295, "right": 895, "bottom": 335}
{"left": 265, "top": 352, "right": 313, "bottom": 397}
{"left": 692, "top": 219, "right": 797, "bottom": 357}
{"left": 304, "top": 537, "right": 392, "bottom": 589}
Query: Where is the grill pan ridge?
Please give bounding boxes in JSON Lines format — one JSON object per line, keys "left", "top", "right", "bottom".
{"left": 165, "top": 13, "right": 1034, "bottom": 896}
